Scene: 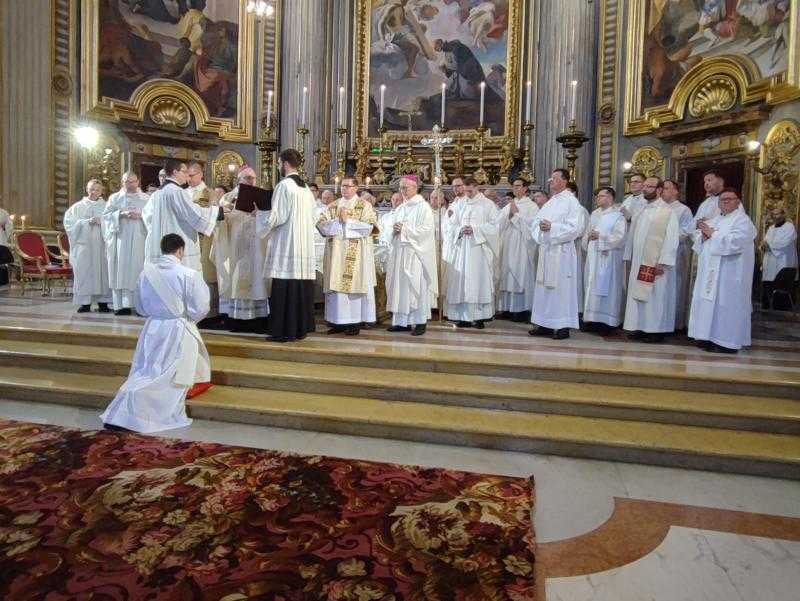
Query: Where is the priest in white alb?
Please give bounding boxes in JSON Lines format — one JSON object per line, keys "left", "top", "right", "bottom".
{"left": 621, "top": 172, "right": 646, "bottom": 223}
{"left": 623, "top": 177, "right": 680, "bottom": 343}
{"left": 694, "top": 169, "right": 725, "bottom": 225}
{"left": 529, "top": 169, "right": 585, "bottom": 340}
{"left": 444, "top": 177, "right": 499, "bottom": 328}
{"left": 582, "top": 186, "right": 626, "bottom": 331}
{"left": 317, "top": 176, "right": 379, "bottom": 336}
{"left": 762, "top": 206, "right": 798, "bottom": 308}
{"left": 64, "top": 179, "right": 112, "bottom": 313}
{"left": 496, "top": 177, "right": 539, "bottom": 322}
{"left": 689, "top": 188, "right": 756, "bottom": 354}
{"left": 142, "top": 159, "right": 223, "bottom": 273}
{"left": 100, "top": 233, "right": 211, "bottom": 433}
{"left": 383, "top": 176, "right": 437, "bottom": 336}
{"left": 662, "top": 179, "right": 694, "bottom": 331}
{"left": 102, "top": 172, "right": 148, "bottom": 315}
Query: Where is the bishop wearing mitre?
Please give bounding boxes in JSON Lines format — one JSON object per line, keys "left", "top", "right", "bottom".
{"left": 142, "top": 159, "right": 223, "bottom": 273}
{"left": 317, "top": 176, "right": 379, "bottom": 336}
{"left": 102, "top": 172, "right": 148, "bottom": 315}
{"left": 64, "top": 179, "right": 112, "bottom": 313}
{"left": 444, "top": 177, "right": 499, "bottom": 328}
{"left": 496, "top": 177, "right": 539, "bottom": 322}
{"left": 382, "top": 176, "right": 437, "bottom": 336}
{"left": 529, "top": 169, "right": 586, "bottom": 340}
{"left": 623, "top": 177, "right": 680, "bottom": 343}
{"left": 689, "top": 188, "right": 756, "bottom": 353}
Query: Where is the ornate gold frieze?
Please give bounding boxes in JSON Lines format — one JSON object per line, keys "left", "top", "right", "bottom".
{"left": 593, "top": 0, "right": 622, "bottom": 188}
{"left": 149, "top": 97, "right": 191, "bottom": 129}
{"left": 83, "top": 133, "right": 122, "bottom": 194}
{"left": 688, "top": 76, "right": 738, "bottom": 118}
{"left": 757, "top": 119, "right": 800, "bottom": 229}
{"left": 212, "top": 150, "right": 245, "bottom": 189}
{"left": 630, "top": 145, "right": 665, "bottom": 179}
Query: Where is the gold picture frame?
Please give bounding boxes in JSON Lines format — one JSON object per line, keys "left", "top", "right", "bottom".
{"left": 624, "top": 0, "right": 800, "bottom": 136}
{"left": 80, "top": 0, "right": 255, "bottom": 142}
{"left": 352, "top": 0, "right": 524, "bottom": 144}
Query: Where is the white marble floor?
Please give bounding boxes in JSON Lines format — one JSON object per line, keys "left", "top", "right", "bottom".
{"left": 2, "top": 399, "right": 799, "bottom": 600}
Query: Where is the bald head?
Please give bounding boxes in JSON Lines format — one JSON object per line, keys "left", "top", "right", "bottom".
{"left": 321, "top": 190, "right": 335, "bottom": 205}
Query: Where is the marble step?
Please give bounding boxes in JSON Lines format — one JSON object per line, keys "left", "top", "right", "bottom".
{"left": 0, "top": 324, "right": 798, "bottom": 399}
{"left": 0, "top": 365, "right": 798, "bottom": 480}
{"left": 1, "top": 339, "right": 799, "bottom": 434}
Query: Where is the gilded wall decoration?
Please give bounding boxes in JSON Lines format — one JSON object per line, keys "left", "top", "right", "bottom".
{"left": 624, "top": 0, "right": 800, "bottom": 135}
{"left": 149, "top": 96, "right": 191, "bottom": 129}
{"left": 212, "top": 150, "right": 245, "bottom": 189}
{"left": 630, "top": 145, "right": 665, "bottom": 179}
{"left": 84, "top": 134, "right": 123, "bottom": 194}
{"left": 688, "top": 75, "right": 738, "bottom": 118}
{"left": 757, "top": 119, "right": 800, "bottom": 225}
{"left": 593, "top": 0, "right": 622, "bottom": 188}
{"left": 81, "top": 0, "right": 256, "bottom": 142}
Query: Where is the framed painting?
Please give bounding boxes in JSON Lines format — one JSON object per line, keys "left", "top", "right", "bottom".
{"left": 353, "top": 0, "right": 523, "bottom": 141}
{"left": 81, "top": 0, "right": 256, "bottom": 141}
{"left": 624, "top": 0, "right": 800, "bottom": 135}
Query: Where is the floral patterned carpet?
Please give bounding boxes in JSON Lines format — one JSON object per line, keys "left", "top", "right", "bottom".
{"left": 0, "top": 419, "right": 536, "bottom": 600}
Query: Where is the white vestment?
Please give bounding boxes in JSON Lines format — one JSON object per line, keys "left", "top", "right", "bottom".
{"left": 142, "top": 180, "right": 218, "bottom": 272}
{"left": 318, "top": 196, "right": 377, "bottom": 324}
{"left": 623, "top": 198, "right": 680, "bottom": 333}
{"left": 694, "top": 194, "right": 721, "bottom": 226}
{"left": 376, "top": 209, "right": 396, "bottom": 275}
{"left": 382, "top": 194, "right": 438, "bottom": 326}
{"left": 64, "top": 197, "right": 111, "bottom": 306}
{"left": 667, "top": 201, "right": 694, "bottom": 330}
{"left": 444, "top": 193, "right": 499, "bottom": 322}
{"left": 530, "top": 190, "right": 585, "bottom": 330}
{"left": 582, "top": 206, "right": 627, "bottom": 326}
{"left": 621, "top": 193, "right": 645, "bottom": 221}
{"left": 688, "top": 206, "right": 756, "bottom": 350}
{"left": 100, "top": 254, "right": 211, "bottom": 433}
{"left": 0, "top": 208, "right": 13, "bottom": 247}
{"left": 496, "top": 196, "right": 539, "bottom": 312}
{"left": 575, "top": 204, "right": 591, "bottom": 312}
{"left": 103, "top": 190, "right": 149, "bottom": 310}
{"left": 438, "top": 196, "right": 465, "bottom": 306}
{"left": 763, "top": 222, "right": 798, "bottom": 282}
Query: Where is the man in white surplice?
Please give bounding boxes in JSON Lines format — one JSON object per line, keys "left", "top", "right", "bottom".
{"left": 529, "top": 169, "right": 585, "bottom": 340}
{"left": 100, "top": 233, "right": 211, "bottom": 433}
{"left": 64, "top": 179, "right": 112, "bottom": 313}
{"left": 317, "top": 176, "right": 379, "bottom": 336}
{"left": 694, "top": 169, "right": 725, "bottom": 226}
{"left": 383, "top": 176, "right": 438, "bottom": 336}
{"left": 438, "top": 176, "right": 467, "bottom": 310}
{"left": 762, "top": 206, "right": 798, "bottom": 308}
{"left": 103, "top": 172, "right": 148, "bottom": 315}
{"left": 620, "top": 172, "right": 646, "bottom": 223}
{"left": 623, "top": 177, "right": 680, "bottom": 343}
{"left": 496, "top": 178, "right": 539, "bottom": 322}
{"left": 689, "top": 188, "right": 756, "bottom": 354}
{"left": 582, "top": 186, "right": 626, "bottom": 331}
{"left": 142, "top": 159, "right": 223, "bottom": 273}
{"left": 444, "top": 177, "right": 500, "bottom": 328}
{"left": 662, "top": 179, "right": 694, "bottom": 331}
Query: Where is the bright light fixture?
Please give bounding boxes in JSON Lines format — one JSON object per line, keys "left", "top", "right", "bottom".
{"left": 74, "top": 126, "right": 99, "bottom": 149}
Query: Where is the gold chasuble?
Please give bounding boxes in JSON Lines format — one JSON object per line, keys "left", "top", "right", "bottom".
{"left": 191, "top": 184, "right": 217, "bottom": 284}
{"left": 318, "top": 197, "right": 379, "bottom": 295}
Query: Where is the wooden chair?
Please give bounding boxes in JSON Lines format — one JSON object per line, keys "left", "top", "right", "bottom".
{"left": 13, "top": 231, "right": 72, "bottom": 296}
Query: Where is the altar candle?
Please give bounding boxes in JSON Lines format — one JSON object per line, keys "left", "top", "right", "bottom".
{"left": 21, "top": 215, "right": 26, "bottom": 229}
{"left": 334, "top": 176, "right": 340, "bottom": 195}
{"left": 441, "top": 82, "right": 446, "bottom": 127}
{"left": 365, "top": 176, "right": 371, "bottom": 189}
{"left": 338, "top": 86, "right": 345, "bottom": 128}
{"left": 379, "top": 84, "right": 386, "bottom": 128}
{"left": 479, "top": 82, "right": 485, "bottom": 127}
{"left": 266, "top": 90, "right": 273, "bottom": 126}
{"left": 525, "top": 81, "right": 532, "bottom": 122}
{"left": 300, "top": 86, "right": 308, "bottom": 126}
{"left": 570, "top": 80, "right": 578, "bottom": 122}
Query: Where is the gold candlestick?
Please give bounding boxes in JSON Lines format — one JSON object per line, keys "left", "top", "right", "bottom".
{"left": 335, "top": 126, "right": 347, "bottom": 181}
{"left": 372, "top": 126, "right": 388, "bottom": 185}
{"left": 473, "top": 125, "right": 489, "bottom": 184}
{"left": 296, "top": 126, "right": 310, "bottom": 182}
{"left": 257, "top": 113, "right": 279, "bottom": 189}
{"left": 556, "top": 119, "right": 589, "bottom": 181}
{"left": 517, "top": 121, "right": 535, "bottom": 182}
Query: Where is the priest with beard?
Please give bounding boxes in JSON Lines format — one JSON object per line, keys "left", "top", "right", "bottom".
{"left": 762, "top": 207, "right": 798, "bottom": 308}
{"left": 496, "top": 178, "right": 539, "bottom": 322}
{"left": 256, "top": 149, "right": 317, "bottom": 342}
{"left": 529, "top": 169, "right": 585, "bottom": 340}
{"left": 623, "top": 177, "right": 680, "bottom": 343}
{"left": 444, "top": 177, "right": 499, "bottom": 328}
{"left": 102, "top": 172, "right": 148, "bottom": 315}
{"left": 317, "top": 176, "right": 379, "bottom": 336}
{"left": 383, "top": 176, "right": 438, "bottom": 336}
{"left": 64, "top": 179, "right": 112, "bottom": 313}
{"left": 689, "top": 188, "right": 756, "bottom": 354}
{"left": 142, "top": 159, "right": 224, "bottom": 273}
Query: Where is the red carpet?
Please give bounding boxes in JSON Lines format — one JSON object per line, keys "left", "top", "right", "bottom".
{"left": 0, "top": 419, "right": 536, "bottom": 600}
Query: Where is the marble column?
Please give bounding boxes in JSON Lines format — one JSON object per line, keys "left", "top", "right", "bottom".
{"left": 531, "top": 0, "right": 600, "bottom": 206}
{"left": 279, "top": 0, "right": 333, "bottom": 180}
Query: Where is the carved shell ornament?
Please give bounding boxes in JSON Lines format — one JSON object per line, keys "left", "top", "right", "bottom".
{"left": 149, "top": 97, "right": 191, "bottom": 129}
{"left": 688, "top": 76, "right": 738, "bottom": 118}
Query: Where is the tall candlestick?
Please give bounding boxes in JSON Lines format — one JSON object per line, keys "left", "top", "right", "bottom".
{"left": 266, "top": 90, "right": 273, "bottom": 127}
{"left": 525, "top": 80, "right": 532, "bottom": 122}
{"left": 440, "top": 82, "right": 446, "bottom": 127}
{"left": 338, "top": 86, "right": 345, "bottom": 128}
{"left": 379, "top": 84, "right": 386, "bottom": 128}
{"left": 300, "top": 85, "right": 308, "bottom": 126}
{"left": 479, "top": 82, "right": 486, "bottom": 127}
{"left": 570, "top": 80, "right": 578, "bottom": 121}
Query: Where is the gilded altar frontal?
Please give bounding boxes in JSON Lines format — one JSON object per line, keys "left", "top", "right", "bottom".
{"left": 1, "top": 4, "right": 800, "bottom": 599}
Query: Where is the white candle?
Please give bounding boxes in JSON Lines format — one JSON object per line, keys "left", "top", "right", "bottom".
{"left": 365, "top": 177, "right": 371, "bottom": 189}
{"left": 334, "top": 176, "right": 340, "bottom": 195}
{"left": 300, "top": 85, "right": 308, "bottom": 126}
{"left": 525, "top": 81, "right": 532, "bottom": 122}
{"left": 266, "top": 90, "right": 273, "bottom": 126}
{"left": 338, "top": 86, "right": 345, "bottom": 128}
{"left": 570, "top": 80, "right": 578, "bottom": 122}
{"left": 379, "top": 84, "right": 386, "bottom": 128}
{"left": 21, "top": 215, "right": 26, "bottom": 229}
{"left": 441, "top": 82, "right": 446, "bottom": 127}
{"left": 479, "top": 82, "right": 485, "bottom": 127}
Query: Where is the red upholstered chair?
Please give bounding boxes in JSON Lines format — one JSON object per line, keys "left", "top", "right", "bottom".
{"left": 56, "top": 231, "right": 71, "bottom": 266}
{"left": 13, "top": 231, "right": 72, "bottom": 295}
